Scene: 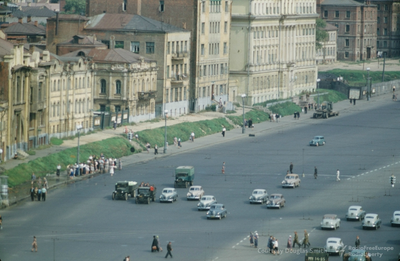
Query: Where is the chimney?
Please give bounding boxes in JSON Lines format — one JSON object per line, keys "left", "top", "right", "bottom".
{"left": 27, "top": 15, "right": 31, "bottom": 23}
{"left": 34, "top": 21, "right": 38, "bottom": 27}
{"left": 18, "top": 17, "right": 23, "bottom": 23}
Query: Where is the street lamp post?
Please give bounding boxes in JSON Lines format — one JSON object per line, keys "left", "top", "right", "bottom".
{"left": 241, "top": 94, "right": 246, "bottom": 134}
{"left": 76, "top": 125, "right": 82, "bottom": 172}
{"left": 316, "top": 78, "right": 320, "bottom": 108}
{"left": 164, "top": 110, "right": 168, "bottom": 154}
{"left": 366, "top": 68, "right": 370, "bottom": 101}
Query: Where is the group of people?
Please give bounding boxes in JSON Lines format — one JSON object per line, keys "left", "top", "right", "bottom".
{"left": 30, "top": 173, "right": 48, "bottom": 202}
{"left": 244, "top": 119, "right": 254, "bottom": 128}
{"left": 173, "top": 137, "right": 182, "bottom": 148}
{"left": 269, "top": 114, "right": 281, "bottom": 122}
{"left": 67, "top": 154, "right": 122, "bottom": 178}
{"left": 150, "top": 236, "right": 173, "bottom": 258}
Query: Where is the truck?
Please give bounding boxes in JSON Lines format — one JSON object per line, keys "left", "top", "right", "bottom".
{"left": 313, "top": 101, "right": 339, "bottom": 119}
{"left": 135, "top": 185, "right": 156, "bottom": 204}
{"left": 305, "top": 248, "right": 329, "bottom": 261}
{"left": 112, "top": 181, "right": 139, "bottom": 200}
{"left": 174, "top": 166, "right": 195, "bottom": 188}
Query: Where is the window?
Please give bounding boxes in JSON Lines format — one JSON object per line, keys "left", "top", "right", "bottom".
{"left": 324, "top": 10, "right": 328, "bottom": 18}
{"left": 224, "top": 21, "right": 227, "bottom": 33}
{"left": 377, "top": 28, "right": 380, "bottom": 35}
{"left": 335, "top": 23, "right": 339, "bottom": 28}
{"left": 384, "top": 28, "right": 387, "bottom": 35}
{"left": 167, "top": 65, "right": 170, "bottom": 78}
{"left": 384, "top": 17, "right": 388, "bottom": 23}
{"left": 38, "top": 82, "right": 42, "bottom": 101}
{"left": 335, "top": 11, "right": 339, "bottom": 18}
{"left": 345, "top": 39, "right": 349, "bottom": 47}
{"left": 377, "top": 40, "right": 380, "bottom": 47}
{"left": 345, "top": 52, "right": 349, "bottom": 58}
{"left": 384, "top": 41, "right": 387, "bottom": 47}
{"left": 201, "top": 1, "right": 205, "bottom": 13}
{"left": 115, "top": 41, "right": 124, "bottom": 49}
{"left": 201, "top": 44, "right": 205, "bottom": 55}
{"left": 146, "top": 42, "right": 155, "bottom": 54}
{"left": 225, "top": 1, "right": 228, "bottom": 12}
{"left": 159, "top": 0, "right": 164, "bottom": 12}
{"left": 377, "top": 17, "right": 380, "bottom": 24}
{"left": 346, "top": 25, "right": 350, "bottom": 32}
{"left": 100, "top": 79, "right": 106, "bottom": 93}
{"left": 201, "top": 22, "right": 205, "bottom": 34}
{"left": 346, "top": 11, "right": 350, "bottom": 18}
{"left": 116, "top": 80, "right": 121, "bottom": 94}
{"left": 377, "top": 4, "right": 380, "bottom": 11}
{"left": 223, "top": 42, "right": 227, "bottom": 54}
{"left": 384, "top": 4, "right": 388, "bottom": 11}
{"left": 203, "top": 65, "right": 207, "bottom": 76}
{"left": 101, "top": 40, "right": 110, "bottom": 49}
{"left": 115, "top": 105, "right": 121, "bottom": 112}
{"left": 131, "top": 42, "right": 140, "bottom": 53}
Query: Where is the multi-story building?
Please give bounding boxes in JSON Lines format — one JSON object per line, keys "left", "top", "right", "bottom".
{"left": 371, "top": 0, "right": 400, "bottom": 57}
{"left": 316, "top": 23, "right": 338, "bottom": 64}
{"left": 85, "top": 0, "right": 231, "bottom": 112}
{"left": 230, "top": 0, "right": 319, "bottom": 105}
{"left": 318, "top": 0, "right": 377, "bottom": 61}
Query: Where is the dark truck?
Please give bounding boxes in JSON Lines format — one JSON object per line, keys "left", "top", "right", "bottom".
{"left": 313, "top": 101, "right": 339, "bottom": 119}
{"left": 112, "top": 181, "right": 139, "bottom": 201}
{"left": 174, "top": 166, "right": 195, "bottom": 188}
{"left": 305, "top": 248, "right": 329, "bottom": 261}
{"left": 135, "top": 185, "right": 156, "bottom": 204}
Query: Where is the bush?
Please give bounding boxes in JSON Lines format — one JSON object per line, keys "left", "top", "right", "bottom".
{"left": 26, "top": 150, "right": 36, "bottom": 155}
{"left": 227, "top": 109, "right": 269, "bottom": 126}
{"left": 205, "top": 104, "right": 217, "bottom": 111}
{"left": 268, "top": 102, "right": 301, "bottom": 116}
{"left": 50, "top": 138, "right": 63, "bottom": 146}
{"left": 317, "top": 89, "right": 347, "bottom": 103}
{"left": 324, "top": 69, "right": 400, "bottom": 85}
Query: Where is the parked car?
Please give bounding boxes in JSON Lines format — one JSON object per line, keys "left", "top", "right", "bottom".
{"left": 346, "top": 205, "right": 366, "bottom": 221}
{"left": 282, "top": 174, "right": 301, "bottom": 188}
{"left": 197, "top": 195, "right": 217, "bottom": 211}
{"left": 362, "top": 213, "right": 382, "bottom": 229}
{"left": 310, "top": 136, "right": 326, "bottom": 146}
{"left": 249, "top": 189, "right": 268, "bottom": 204}
{"left": 343, "top": 249, "right": 372, "bottom": 261}
{"left": 266, "top": 194, "right": 285, "bottom": 209}
{"left": 186, "top": 185, "right": 204, "bottom": 200}
{"left": 324, "top": 237, "right": 344, "bottom": 255}
{"left": 391, "top": 210, "right": 400, "bottom": 227}
{"left": 159, "top": 188, "right": 178, "bottom": 203}
{"left": 320, "top": 214, "right": 341, "bottom": 230}
{"left": 206, "top": 203, "right": 227, "bottom": 220}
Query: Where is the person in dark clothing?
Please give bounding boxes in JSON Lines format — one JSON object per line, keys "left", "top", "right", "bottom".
{"left": 290, "top": 163, "right": 293, "bottom": 173}
{"left": 37, "top": 188, "right": 42, "bottom": 201}
{"left": 297, "top": 112, "right": 300, "bottom": 119}
{"left": 151, "top": 235, "right": 159, "bottom": 252}
{"left": 314, "top": 167, "right": 318, "bottom": 179}
{"left": 355, "top": 236, "right": 360, "bottom": 249}
{"left": 268, "top": 236, "right": 273, "bottom": 253}
{"left": 293, "top": 231, "right": 301, "bottom": 248}
{"left": 353, "top": 99, "right": 356, "bottom": 105}
{"left": 248, "top": 119, "right": 253, "bottom": 128}
{"left": 165, "top": 242, "right": 173, "bottom": 258}
{"left": 30, "top": 187, "right": 35, "bottom": 201}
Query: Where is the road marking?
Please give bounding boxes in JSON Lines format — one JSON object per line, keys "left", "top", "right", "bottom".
{"left": 347, "top": 178, "right": 350, "bottom": 180}
{"left": 357, "top": 175, "right": 360, "bottom": 177}
{"left": 374, "top": 169, "right": 377, "bottom": 171}
{"left": 366, "top": 172, "right": 369, "bottom": 174}
{"left": 240, "top": 240, "right": 243, "bottom": 243}
{"left": 361, "top": 174, "right": 364, "bottom": 176}
{"left": 352, "top": 176, "right": 356, "bottom": 178}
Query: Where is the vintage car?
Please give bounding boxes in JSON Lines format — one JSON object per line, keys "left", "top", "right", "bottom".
{"left": 266, "top": 194, "right": 285, "bottom": 209}
{"left": 320, "top": 214, "right": 341, "bottom": 230}
{"left": 197, "top": 195, "right": 217, "bottom": 211}
{"left": 186, "top": 185, "right": 204, "bottom": 200}
{"left": 159, "top": 188, "right": 178, "bottom": 203}
{"left": 362, "top": 213, "right": 382, "bottom": 229}
{"left": 282, "top": 174, "right": 301, "bottom": 188}
{"left": 324, "top": 237, "right": 344, "bottom": 255}
{"left": 343, "top": 249, "right": 372, "bottom": 261}
{"left": 249, "top": 189, "right": 268, "bottom": 204}
{"left": 346, "top": 205, "right": 366, "bottom": 221}
{"left": 206, "top": 203, "right": 227, "bottom": 220}
{"left": 112, "top": 181, "right": 138, "bottom": 200}
{"left": 135, "top": 185, "right": 156, "bottom": 204}
{"left": 310, "top": 136, "right": 326, "bottom": 146}
{"left": 391, "top": 210, "right": 400, "bottom": 227}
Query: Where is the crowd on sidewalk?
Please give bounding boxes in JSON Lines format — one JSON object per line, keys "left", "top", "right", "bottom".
{"left": 67, "top": 153, "right": 122, "bottom": 179}
{"left": 29, "top": 173, "right": 48, "bottom": 202}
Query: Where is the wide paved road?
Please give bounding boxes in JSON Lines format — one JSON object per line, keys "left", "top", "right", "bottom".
{"left": 1, "top": 99, "right": 399, "bottom": 261}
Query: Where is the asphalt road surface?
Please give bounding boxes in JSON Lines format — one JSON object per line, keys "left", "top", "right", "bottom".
{"left": 1, "top": 100, "right": 399, "bottom": 261}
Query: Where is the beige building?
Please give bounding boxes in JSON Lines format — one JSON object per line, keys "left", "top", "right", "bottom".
{"left": 316, "top": 23, "right": 338, "bottom": 64}
{"left": 230, "top": 0, "right": 319, "bottom": 105}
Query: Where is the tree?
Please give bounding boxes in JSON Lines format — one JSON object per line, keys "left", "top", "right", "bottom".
{"left": 63, "top": 0, "right": 86, "bottom": 14}
{"left": 316, "top": 18, "right": 328, "bottom": 50}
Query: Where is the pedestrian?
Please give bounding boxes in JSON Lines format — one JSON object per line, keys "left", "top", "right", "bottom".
{"left": 355, "top": 236, "right": 360, "bottom": 249}
{"left": 151, "top": 235, "right": 159, "bottom": 252}
{"left": 69, "top": 167, "right": 74, "bottom": 179}
{"left": 41, "top": 186, "right": 47, "bottom": 201}
{"left": 110, "top": 164, "right": 114, "bottom": 177}
{"left": 34, "top": 187, "right": 38, "bottom": 200}
{"left": 303, "top": 230, "right": 310, "bottom": 248}
{"left": 113, "top": 120, "right": 117, "bottom": 130}
{"left": 268, "top": 236, "right": 273, "bottom": 253}
{"left": 287, "top": 235, "right": 292, "bottom": 249}
{"left": 43, "top": 178, "right": 48, "bottom": 189}
{"left": 118, "top": 158, "right": 122, "bottom": 170}
{"left": 297, "top": 112, "right": 300, "bottom": 119}
{"left": 31, "top": 173, "right": 36, "bottom": 183}
{"left": 37, "top": 187, "right": 42, "bottom": 201}
{"left": 31, "top": 236, "right": 37, "bottom": 252}
{"left": 314, "top": 166, "right": 318, "bottom": 179}
{"left": 254, "top": 232, "right": 258, "bottom": 248}
{"left": 273, "top": 239, "right": 279, "bottom": 255}
{"left": 353, "top": 99, "right": 356, "bottom": 105}
{"left": 114, "top": 158, "right": 117, "bottom": 167}
{"left": 289, "top": 162, "right": 293, "bottom": 173}
{"left": 336, "top": 169, "right": 340, "bottom": 182}
{"left": 30, "top": 186, "right": 35, "bottom": 201}
{"left": 244, "top": 118, "right": 248, "bottom": 127}
{"left": 165, "top": 241, "right": 173, "bottom": 258}
{"left": 178, "top": 138, "right": 181, "bottom": 148}
{"left": 174, "top": 137, "right": 177, "bottom": 146}
{"left": 135, "top": 134, "right": 139, "bottom": 140}
{"left": 248, "top": 118, "right": 253, "bottom": 128}
{"left": 249, "top": 232, "right": 254, "bottom": 246}
{"left": 293, "top": 232, "right": 301, "bottom": 248}
{"left": 146, "top": 142, "right": 150, "bottom": 153}
{"left": 294, "top": 112, "right": 297, "bottom": 119}
{"left": 56, "top": 164, "right": 61, "bottom": 177}
{"left": 222, "top": 126, "right": 226, "bottom": 137}
{"left": 393, "top": 86, "right": 396, "bottom": 93}
{"left": 154, "top": 144, "right": 158, "bottom": 155}
{"left": 350, "top": 99, "right": 353, "bottom": 104}
{"left": 191, "top": 132, "right": 195, "bottom": 142}
{"left": 221, "top": 162, "right": 225, "bottom": 174}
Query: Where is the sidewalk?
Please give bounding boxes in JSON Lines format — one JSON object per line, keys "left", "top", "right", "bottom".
{"left": 3, "top": 94, "right": 393, "bottom": 207}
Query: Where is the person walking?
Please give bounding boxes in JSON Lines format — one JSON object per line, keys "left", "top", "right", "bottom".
{"left": 146, "top": 143, "right": 150, "bottom": 153}
{"left": 222, "top": 127, "right": 226, "bottom": 137}
{"left": 355, "top": 236, "right": 360, "bottom": 249}
{"left": 118, "top": 159, "right": 122, "bottom": 170}
{"left": 174, "top": 137, "right": 178, "bottom": 146}
{"left": 41, "top": 186, "right": 47, "bottom": 201}
{"left": 254, "top": 232, "right": 258, "bottom": 248}
{"left": 113, "top": 121, "right": 117, "bottom": 130}
{"left": 273, "top": 238, "right": 279, "bottom": 255}
{"left": 289, "top": 162, "right": 294, "bottom": 173}
{"left": 336, "top": 169, "right": 340, "bottom": 182}
{"left": 268, "top": 236, "right": 273, "bottom": 253}
{"left": 287, "top": 235, "right": 292, "bottom": 249}
{"left": 151, "top": 235, "right": 160, "bottom": 252}
{"left": 154, "top": 144, "right": 158, "bottom": 155}
{"left": 178, "top": 138, "right": 181, "bottom": 148}
{"left": 303, "top": 230, "right": 310, "bottom": 248}
{"left": 165, "top": 241, "right": 173, "bottom": 258}
{"left": 314, "top": 166, "right": 318, "bottom": 179}
{"left": 293, "top": 231, "right": 301, "bottom": 248}
{"left": 191, "top": 132, "right": 195, "bottom": 142}
{"left": 249, "top": 232, "right": 254, "bottom": 246}
{"left": 31, "top": 236, "right": 38, "bottom": 252}
{"left": 31, "top": 173, "right": 36, "bottom": 184}
{"left": 30, "top": 186, "right": 35, "bottom": 201}
{"left": 221, "top": 162, "right": 225, "bottom": 174}
{"left": 43, "top": 178, "right": 48, "bottom": 189}
{"left": 37, "top": 187, "right": 42, "bottom": 201}
{"left": 56, "top": 164, "right": 61, "bottom": 177}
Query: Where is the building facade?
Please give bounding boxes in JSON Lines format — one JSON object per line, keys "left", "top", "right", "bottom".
{"left": 230, "top": 0, "right": 318, "bottom": 105}
{"left": 316, "top": 23, "right": 338, "bottom": 64}
{"left": 318, "top": 0, "right": 377, "bottom": 61}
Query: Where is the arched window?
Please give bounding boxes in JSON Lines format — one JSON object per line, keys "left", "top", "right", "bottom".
{"left": 142, "top": 79, "right": 145, "bottom": 92}
{"left": 116, "top": 80, "right": 121, "bottom": 94}
{"left": 100, "top": 79, "right": 106, "bottom": 93}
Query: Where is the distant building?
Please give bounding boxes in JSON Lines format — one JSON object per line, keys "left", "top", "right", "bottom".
{"left": 7, "top": 5, "right": 56, "bottom": 24}
{"left": 316, "top": 23, "right": 338, "bottom": 64}
{"left": 57, "top": 35, "right": 107, "bottom": 56}
{"left": 1, "top": 17, "right": 45, "bottom": 43}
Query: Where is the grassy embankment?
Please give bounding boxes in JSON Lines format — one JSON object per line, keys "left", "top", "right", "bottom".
{"left": 324, "top": 69, "right": 400, "bottom": 85}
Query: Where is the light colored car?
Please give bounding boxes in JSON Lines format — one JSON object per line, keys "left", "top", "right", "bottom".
{"left": 197, "top": 195, "right": 217, "bottom": 211}
{"left": 206, "top": 203, "right": 227, "bottom": 220}
{"left": 310, "top": 136, "right": 326, "bottom": 146}
{"left": 249, "top": 189, "right": 268, "bottom": 204}
{"left": 321, "top": 214, "right": 341, "bottom": 230}
{"left": 159, "top": 188, "right": 178, "bottom": 203}
{"left": 186, "top": 185, "right": 204, "bottom": 200}
{"left": 362, "top": 213, "right": 382, "bottom": 230}
{"left": 391, "top": 210, "right": 400, "bottom": 227}
{"left": 266, "top": 194, "right": 285, "bottom": 209}
{"left": 346, "top": 205, "right": 366, "bottom": 221}
{"left": 324, "top": 237, "right": 344, "bottom": 255}
{"left": 343, "top": 249, "right": 371, "bottom": 261}
{"left": 282, "top": 174, "right": 301, "bottom": 188}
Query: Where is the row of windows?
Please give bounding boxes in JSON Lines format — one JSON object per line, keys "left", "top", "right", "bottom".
{"left": 201, "top": 21, "right": 229, "bottom": 35}
{"left": 200, "top": 42, "right": 228, "bottom": 56}
{"left": 377, "top": 4, "right": 390, "bottom": 11}
{"left": 324, "top": 10, "right": 376, "bottom": 20}
{"left": 377, "top": 17, "right": 389, "bottom": 24}
{"left": 251, "top": 1, "right": 315, "bottom": 16}
{"left": 198, "top": 84, "right": 227, "bottom": 98}
{"left": 166, "top": 64, "right": 188, "bottom": 78}
{"left": 201, "top": 0, "right": 229, "bottom": 13}
{"left": 167, "top": 41, "right": 188, "bottom": 55}
{"left": 129, "top": 41, "right": 155, "bottom": 54}
{"left": 50, "top": 99, "right": 91, "bottom": 117}
{"left": 252, "top": 26, "right": 315, "bottom": 40}
{"left": 165, "top": 87, "right": 187, "bottom": 103}
{"left": 51, "top": 77, "right": 90, "bottom": 92}
{"left": 100, "top": 78, "right": 155, "bottom": 94}
{"left": 199, "top": 63, "right": 228, "bottom": 77}
{"left": 345, "top": 38, "right": 374, "bottom": 48}
{"left": 377, "top": 28, "right": 389, "bottom": 36}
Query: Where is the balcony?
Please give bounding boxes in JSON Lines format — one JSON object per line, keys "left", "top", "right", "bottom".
{"left": 170, "top": 74, "right": 189, "bottom": 85}
{"left": 171, "top": 51, "right": 189, "bottom": 61}
{"left": 138, "top": 90, "right": 157, "bottom": 101}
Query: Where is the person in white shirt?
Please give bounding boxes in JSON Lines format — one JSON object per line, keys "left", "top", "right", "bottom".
{"left": 336, "top": 169, "right": 340, "bottom": 182}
